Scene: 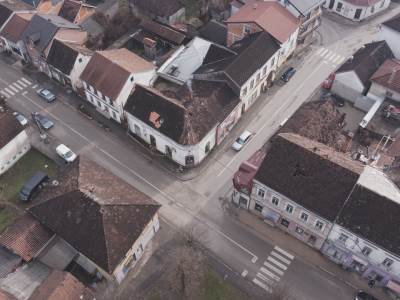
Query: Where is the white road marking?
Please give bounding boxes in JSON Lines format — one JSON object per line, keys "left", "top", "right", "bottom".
{"left": 319, "top": 48, "right": 329, "bottom": 57}
{"left": 263, "top": 261, "right": 284, "bottom": 276}
{"left": 332, "top": 55, "right": 342, "bottom": 64}
{"left": 21, "top": 77, "right": 32, "bottom": 85}
{"left": 316, "top": 47, "right": 324, "bottom": 55}
{"left": 325, "top": 52, "right": 335, "bottom": 61}
{"left": 253, "top": 278, "right": 273, "bottom": 293}
{"left": 257, "top": 272, "right": 275, "bottom": 286}
{"left": 260, "top": 267, "right": 280, "bottom": 281}
{"left": 274, "top": 246, "right": 294, "bottom": 260}
{"left": 271, "top": 251, "right": 292, "bottom": 265}
{"left": 8, "top": 85, "right": 19, "bottom": 93}
{"left": 267, "top": 256, "right": 287, "bottom": 270}
{"left": 241, "top": 270, "right": 248, "bottom": 277}
{"left": 251, "top": 256, "right": 258, "bottom": 263}
{"left": 17, "top": 80, "right": 28, "bottom": 88}
{"left": 0, "top": 91, "right": 9, "bottom": 98}
{"left": 32, "top": 84, "right": 38, "bottom": 89}
{"left": 22, "top": 91, "right": 28, "bottom": 96}
{"left": 329, "top": 54, "right": 339, "bottom": 63}
{"left": 4, "top": 87, "right": 15, "bottom": 95}
{"left": 12, "top": 82, "right": 24, "bottom": 90}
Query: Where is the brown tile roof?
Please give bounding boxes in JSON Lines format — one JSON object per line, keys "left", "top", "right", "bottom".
{"left": 29, "top": 270, "right": 94, "bottom": 300}
{"left": 226, "top": 0, "right": 299, "bottom": 43}
{"left": 0, "top": 215, "right": 54, "bottom": 262}
{"left": 0, "top": 13, "right": 32, "bottom": 43}
{"left": 28, "top": 157, "right": 160, "bottom": 273}
{"left": 140, "top": 19, "right": 185, "bottom": 45}
{"left": 255, "top": 133, "right": 364, "bottom": 221}
{"left": 370, "top": 58, "right": 400, "bottom": 93}
{"left": 337, "top": 41, "right": 394, "bottom": 86}
{"left": 0, "top": 102, "right": 25, "bottom": 149}
{"left": 80, "top": 49, "right": 154, "bottom": 101}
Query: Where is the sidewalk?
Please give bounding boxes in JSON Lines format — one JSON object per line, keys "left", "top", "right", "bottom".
{"left": 234, "top": 208, "right": 392, "bottom": 300}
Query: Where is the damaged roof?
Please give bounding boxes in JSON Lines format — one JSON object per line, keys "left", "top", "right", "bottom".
{"left": 0, "top": 13, "right": 32, "bottom": 43}
{"left": 255, "top": 133, "right": 364, "bottom": 222}
{"left": 125, "top": 80, "right": 240, "bottom": 145}
{"left": 0, "top": 215, "right": 53, "bottom": 262}
{"left": 140, "top": 19, "right": 185, "bottom": 45}
{"left": 0, "top": 103, "right": 25, "bottom": 149}
{"left": 370, "top": 58, "right": 400, "bottom": 93}
{"left": 28, "top": 157, "right": 160, "bottom": 274}
{"left": 336, "top": 41, "right": 394, "bottom": 86}
{"left": 226, "top": 0, "right": 299, "bottom": 44}
{"left": 80, "top": 49, "right": 154, "bottom": 101}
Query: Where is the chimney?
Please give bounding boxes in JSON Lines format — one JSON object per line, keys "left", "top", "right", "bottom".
{"left": 143, "top": 37, "right": 157, "bottom": 60}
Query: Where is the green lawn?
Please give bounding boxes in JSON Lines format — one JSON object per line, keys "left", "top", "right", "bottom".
{"left": 200, "top": 269, "right": 248, "bottom": 300}
{"left": 0, "top": 149, "right": 58, "bottom": 204}
{"left": 0, "top": 206, "right": 19, "bottom": 233}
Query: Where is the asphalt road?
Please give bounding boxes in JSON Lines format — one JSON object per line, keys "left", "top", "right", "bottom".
{"left": 1, "top": 9, "right": 398, "bottom": 299}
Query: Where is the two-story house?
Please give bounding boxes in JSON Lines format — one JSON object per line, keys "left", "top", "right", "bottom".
{"left": 368, "top": 58, "right": 400, "bottom": 102}
{"left": 28, "top": 157, "right": 161, "bottom": 284}
{"left": 324, "top": 0, "right": 390, "bottom": 21}
{"left": 240, "top": 133, "right": 363, "bottom": 250}
{"left": 80, "top": 48, "right": 156, "bottom": 123}
{"left": 131, "top": 0, "right": 185, "bottom": 26}
{"left": 45, "top": 39, "right": 92, "bottom": 92}
{"left": 226, "top": 0, "right": 300, "bottom": 67}
{"left": 380, "top": 14, "right": 400, "bottom": 59}
{"left": 0, "top": 102, "right": 31, "bottom": 175}
{"left": 322, "top": 166, "right": 400, "bottom": 292}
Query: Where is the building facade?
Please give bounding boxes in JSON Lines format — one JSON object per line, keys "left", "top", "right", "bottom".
{"left": 323, "top": 0, "right": 390, "bottom": 21}
{"left": 380, "top": 15, "right": 400, "bottom": 59}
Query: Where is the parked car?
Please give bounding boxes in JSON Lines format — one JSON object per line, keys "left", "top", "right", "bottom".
{"left": 13, "top": 112, "right": 28, "bottom": 126}
{"left": 32, "top": 112, "right": 54, "bottom": 130}
{"left": 37, "top": 88, "right": 56, "bottom": 103}
{"left": 322, "top": 73, "right": 336, "bottom": 90}
{"left": 355, "top": 290, "right": 378, "bottom": 300}
{"left": 56, "top": 144, "right": 77, "bottom": 163}
{"left": 281, "top": 67, "right": 296, "bottom": 82}
{"left": 19, "top": 171, "right": 49, "bottom": 202}
{"left": 232, "top": 130, "right": 253, "bottom": 151}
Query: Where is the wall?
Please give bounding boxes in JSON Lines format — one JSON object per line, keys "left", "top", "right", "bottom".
{"left": 324, "top": 0, "right": 390, "bottom": 21}
{"left": 323, "top": 224, "right": 400, "bottom": 285}
{"left": 113, "top": 213, "right": 160, "bottom": 283}
{"left": 0, "top": 38, "right": 28, "bottom": 61}
{"left": 125, "top": 111, "right": 218, "bottom": 166}
{"left": 369, "top": 82, "right": 400, "bottom": 103}
{"left": 0, "top": 130, "right": 30, "bottom": 175}
{"left": 380, "top": 26, "right": 400, "bottom": 59}
{"left": 331, "top": 71, "right": 365, "bottom": 103}
{"left": 226, "top": 23, "right": 263, "bottom": 47}
{"left": 249, "top": 180, "right": 332, "bottom": 250}
{"left": 69, "top": 53, "right": 92, "bottom": 91}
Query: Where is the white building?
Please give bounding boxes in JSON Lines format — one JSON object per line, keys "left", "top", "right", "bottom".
{"left": 0, "top": 105, "right": 30, "bottom": 175}
{"left": 380, "top": 14, "right": 400, "bottom": 59}
{"left": 236, "top": 133, "right": 364, "bottom": 250}
{"left": 28, "top": 157, "right": 161, "bottom": 284}
{"left": 323, "top": 0, "right": 390, "bottom": 21}
{"left": 369, "top": 58, "right": 400, "bottom": 103}
{"left": 80, "top": 49, "right": 156, "bottom": 123}
{"left": 124, "top": 83, "right": 241, "bottom": 167}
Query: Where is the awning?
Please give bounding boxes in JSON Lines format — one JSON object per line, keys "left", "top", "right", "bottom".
{"left": 262, "top": 208, "right": 280, "bottom": 223}
{"left": 386, "top": 280, "right": 400, "bottom": 294}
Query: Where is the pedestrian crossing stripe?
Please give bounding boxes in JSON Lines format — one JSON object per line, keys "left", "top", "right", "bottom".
{"left": 17, "top": 80, "right": 28, "bottom": 88}
{"left": 21, "top": 77, "right": 32, "bottom": 85}
{"left": 260, "top": 267, "right": 281, "bottom": 281}
{"left": 8, "top": 85, "right": 19, "bottom": 93}
{"left": 0, "top": 91, "right": 9, "bottom": 98}
{"left": 274, "top": 246, "right": 294, "bottom": 260}
{"left": 271, "top": 251, "right": 292, "bottom": 265}
{"left": 4, "top": 87, "right": 14, "bottom": 96}
{"left": 267, "top": 256, "right": 288, "bottom": 270}
{"left": 253, "top": 278, "right": 273, "bottom": 293}
{"left": 263, "top": 261, "right": 284, "bottom": 276}
{"left": 12, "top": 82, "right": 23, "bottom": 90}
{"left": 257, "top": 272, "right": 276, "bottom": 285}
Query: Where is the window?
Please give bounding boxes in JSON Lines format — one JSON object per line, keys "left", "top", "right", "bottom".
{"left": 361, "top": 246, "right": 372, "bottom": 257}
{"left": 250, "top": 79, "right": 254, "bottom": 89}
{"left": 262, "top": 66, "right": 267, "bottom": 75}
{"left": 78, "top": 58, "right": 83, "bottom": 63}
{"left": 254, "top": 203, "right": 263, "bottom": 213}
{"left": 271, "top": 57, "right": 275, "bottom": 66}
{"left": 338, "top": 233, "right": 348, "bottom": 243}
{"left": 336, "top": 2, "right": 343, "bottom": 12}
{"left": 271, "top": 196, "right": 279, "bottom": 206}
{"left": 315, "top": 220, "right": 324, "bottom": 231}
{"left": 242, "top": 87, "right": 247, "bottom": 97}
{"left": 205, "top": 142, "right": 211, "bottom": 153}
{"left": 256, "top": 73, "right": 260, "bottom": 82}
{"left": 112, "top": 111, "right": 117, "bottom": 119}
{"left": 286, "top": 204, "right": 293, "bottom": 214}
{"left": 300, "top": 212, "right": 309, "bottom": 223}
{"left": 382, "top": 258, "right": 393, "bottom": 267}
{"left": 257, "top": 188, "right": 265, "bottom": 198}
{"left": 380, "top": 0, "right": 385, "bottom": 8}
{"left": 295, "top": 226, "right": 304, "bottom": 235}
{"left": 370, "top": 5, "right": 375, "bottom": 13}
{"left": 281, "top": 218, "right": 290, "bottom": 227}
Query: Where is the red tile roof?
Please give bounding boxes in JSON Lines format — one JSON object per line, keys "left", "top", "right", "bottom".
{"left": 226, "top": 0, "right": 299, "bottom": 43}
{"left": 370, "top": 59, "right": 400, "bottom": 93}
{"left": 0, "top": 215, "right": 53, "bottom": 261}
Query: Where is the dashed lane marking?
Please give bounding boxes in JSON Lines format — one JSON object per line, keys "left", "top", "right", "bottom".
{"left": 32, "top": 84, "right": 38, "bottom": 89}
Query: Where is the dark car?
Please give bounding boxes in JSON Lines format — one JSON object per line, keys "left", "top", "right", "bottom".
{"left": 355, "top": 290, "right": 378, "bottom": 300}
{"left": 37, "top": 88, "right": 56, "bottom": 103}
{"left": 19, "top": 171, "right": 49, "bottom": 202}
{"left": 281, "top": 67, "right": 296, "bottom": 82}
{"left": 332, "top": 96, "right": 345, "bottom": 107}
{"left": 32, "top": 112, "right": 54, "bottom": 130}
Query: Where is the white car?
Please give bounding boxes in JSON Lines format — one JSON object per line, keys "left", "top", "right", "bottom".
{"left": 13, "top": 112, "right": 28, "bottom": 126}
{"left": 232, "top": 130, "right": 253, "bottom": 151}
{"left": 56, "top": 144, "right": 77, "bottom": 163}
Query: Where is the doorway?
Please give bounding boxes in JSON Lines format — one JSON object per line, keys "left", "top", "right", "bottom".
{"left": 329, "top": 0, "right": 335, "bottom": 9}
{"left": 150, "top": 135, "right": 156, "bottom": 147}
{"left": 354, "top": 8, "right": 362, "bottom": 19}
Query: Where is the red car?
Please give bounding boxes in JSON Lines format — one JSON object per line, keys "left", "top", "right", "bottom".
{"left": 322, "top": 73, "right": 336, "bottom": 90}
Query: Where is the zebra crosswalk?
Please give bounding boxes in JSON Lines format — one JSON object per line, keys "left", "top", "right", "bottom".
{"left": 0, "top": 77, "right": 33, "bottom": 98}
{"left": 315, "top": 47, "right": 346, "bottom": 67}
{"left": 252, "top": 246, "right": 294, "bottom": 294}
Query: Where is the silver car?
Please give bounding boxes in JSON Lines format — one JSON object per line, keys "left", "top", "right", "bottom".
{"left": 232, "top": 130, "right": 253, "bottom": 151}
{"left": 37, "top": 88, "right": 56, "bottom": 103}
{"left": 13, "top": 112, "right": 28, "bottom": 126}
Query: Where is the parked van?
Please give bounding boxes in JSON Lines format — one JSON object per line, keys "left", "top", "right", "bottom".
{"left": 19, "top": 171, "right": 48, "bottom": 202}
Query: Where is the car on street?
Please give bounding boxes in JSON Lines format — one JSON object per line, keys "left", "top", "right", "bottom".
{"left": 37, "top": 88, "right": 56, "bottom": 103}
{"left": 32, "top": 112, "right": 54, "bottom": 130}
{"left": 355, "top": 290, "right": 378, "bottom": 300}
{"left": 13, "top": 112, "right": 28, "bottom": 126}
{"left": 56, "top": 144, "right": 77, "bottom": 163}
{"left": 232, "top": 130, "right": 253, "bottom": 151}
{"left": 281, "top": 67, "right": 296, "bottom": 82}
